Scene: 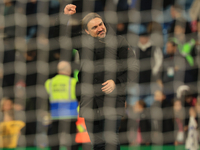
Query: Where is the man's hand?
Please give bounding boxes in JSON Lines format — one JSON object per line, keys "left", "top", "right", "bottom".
{"left": 64, "top": 4, "right": 76, "bottom": 15}
{"left": 101, "top": 80, "right": 116, "bottom": 94}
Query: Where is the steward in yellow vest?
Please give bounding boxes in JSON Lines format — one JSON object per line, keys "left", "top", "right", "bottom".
{"left": 45, "top": 73, "right": 78, "bottom": 120}
{"left": 45, "top": 61, "right": 79, "bottom": 150}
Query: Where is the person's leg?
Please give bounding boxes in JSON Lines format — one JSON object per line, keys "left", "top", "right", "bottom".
{"left": 49, "top": 119, "right": 78, "bottom": 150}
{"left": 48, "top": 120, "right": 60, "bottom": 150}
{"left": 82, "top": 142, "right": 92, "bottom": 150}
{"left": 85, "top": 116, "right": 122, "bottom": 150}
{"left": 85, "top": 119, "right": 105, "bottom": 150}
{"left": 103, "top": 116, "right": 121, "bottom": 150}
{"left": 64, "top": 119, "right": 79, "bottom": 150}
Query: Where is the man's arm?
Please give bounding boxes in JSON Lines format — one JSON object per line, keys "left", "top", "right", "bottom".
{"left": 52, "top": 4, "right": 76, "bottom": 37}
{"left": 44, "top": 79, "right": 50, "bottom": 94}
{"left": 56, "top": 4, "right": 81, "bottom": 73}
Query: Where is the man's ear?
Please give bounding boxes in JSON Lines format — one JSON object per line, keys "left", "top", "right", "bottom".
{"left": 85, "top": 29, "right": 89, "bottom": 35}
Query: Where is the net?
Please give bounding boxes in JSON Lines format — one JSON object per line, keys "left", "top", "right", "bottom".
{"left": 0, "top": 0, "right": 199, "bottom": 149}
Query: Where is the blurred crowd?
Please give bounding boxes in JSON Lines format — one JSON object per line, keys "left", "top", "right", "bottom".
{"left": 0, "top": 0, "right": 200, "bottom": 148}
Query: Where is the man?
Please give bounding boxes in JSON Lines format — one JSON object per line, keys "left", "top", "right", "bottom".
{"left": 129, "top": 31, "right": 163, "bottom": 106}
{"left": 61, "top": 4, "right": 138, "bottom": 150}
{"left": 162, "top": 38, "right": 197, "bottom": 100}
{"left": 0, "top": 97, "right": 25, "bottom": 148}
{"left": 128, "top": 100, "right": 151, "bottom": 145}
{"left": 45, "top": 61, "right": 78, "bottom": 150}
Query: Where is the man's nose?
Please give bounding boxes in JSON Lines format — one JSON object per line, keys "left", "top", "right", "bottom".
{"left": 97, "top": 26, "right": 102, "bottom": 31}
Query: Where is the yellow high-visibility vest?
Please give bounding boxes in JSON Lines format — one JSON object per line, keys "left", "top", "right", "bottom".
{"left": 45, "top": 74, "right": 78, "bottom": 120}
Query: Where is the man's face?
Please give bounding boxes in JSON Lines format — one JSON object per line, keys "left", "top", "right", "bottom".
{"left": 197, "top": 21, "right": 200, "bottom": 33}
{"left": 2, "top": 100, "right": 13, "bottom": 111}
{"left": 139, "top": 36, "right": 149, "bottom": 45}
{"left": 173, "top": 101, "right": 182, "bottom": 111}
{"left": 154, "top": 91, "right": 165, "bottom": 102}
{"left": 174, "top": 25, "right": 185, "bottom": 35}
{"left": 166, "top": 42, "right": 176, "bottom": 55}
{"left": 85, "top": 18, "right": 107, "bottom": 39}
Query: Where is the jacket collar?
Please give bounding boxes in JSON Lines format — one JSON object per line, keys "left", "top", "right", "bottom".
{"left": 138, "top": 41, "right": 152, "bottom": 51}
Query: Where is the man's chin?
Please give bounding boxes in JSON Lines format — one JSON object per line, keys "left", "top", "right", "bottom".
{"left": 98, "top": 33, "right": 106, "bottom": 39}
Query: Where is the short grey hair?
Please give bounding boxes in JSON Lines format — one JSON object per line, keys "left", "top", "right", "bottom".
{"left": 81, "top": 13, "right": 102, "bottom": 31}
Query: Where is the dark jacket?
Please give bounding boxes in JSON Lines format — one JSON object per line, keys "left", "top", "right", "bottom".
{"left": 59, "top": 15, "right": 138, "bottom": 119}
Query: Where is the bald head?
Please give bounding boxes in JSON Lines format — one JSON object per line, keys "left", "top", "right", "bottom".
{"left": 57, "top": 61, "right": 71, "bottom": 76}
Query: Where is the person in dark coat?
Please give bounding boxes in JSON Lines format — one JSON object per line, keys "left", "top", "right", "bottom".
{"left": 128, "top": 100, "right": 151, "bottom": 146}
{"left": 60, "top": 4, "right": 139, "bottom": 150}
{"left": 150, "top": 90, "right": 174, "bottom": 145}
{"left": 173, "top": 99, "right": 187, "bottom": 145}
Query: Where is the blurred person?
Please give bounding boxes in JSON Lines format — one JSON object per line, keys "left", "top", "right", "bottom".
{"left": 182, "top": 90, "right": 197, "bottom": 129}
{"left": 153, "top": 90, "right": 170, "bottom": 107}
{"left": 173, "top": 100, "right": 186, "bottom": 145}
{"left": 24, "top": 49, "right": 38, "bottom": 88}
{"left": 49, "top": 49, "right": 60, "bottom": 63}
{"left": 169, "top": 21, "right": 197, "bottom": 73}
{"left": 45, "top": 61, "right": 79, "bottom": 150}
{"left": 128, "top": 100, "right": 151, "bottom": 146}
{"left": 156, "top": 4, "right": 193, "bottom": 53}
{"left": 190, "top": 17, "right": 200, "bottom": 63}
{"left": 0, "top": 97, "right": 25, "bottom": 148}
{"left": 2, "top": 0, "right": 15, "bottom": 39}
{"left": 26, "top": 0, "right": 38, "bottom": 42}
{"left": 196, "top": 19, "right": 200, "bottom": 43}
{"left": 182, "top": 91, "right": 197, "bottom": 108}
{"left": 170, "top": 20, "right": 196, "bottom": 53}
{"left": 150, "top": 90, "right": 165, "bottom": 145}
{"left": 131, "top": 31, "right": 163, "bottom": 106}
{"left": 62, "top": 4, "right": 138, "bottom": 150}
{"left": 161, "top": 38, "right": 196, "bottom": 100}
{"left": 116, "top": 0, "right": 129, "bottom": 37}
{"left": 189, "top": 0, "right": 200, "bottom": 22}
{"left": 24, "top": 50, "right": 37, "bottom": 62}
{"left": 174, "top": 89, "right": 197, "bottom": 137}
{"left": 0, "top": 97, "right": 14, "bottom": 115}
{"left": 2, "top": 47, "right": 15, "bottom": 96}
{"left": 116, "top": 23, "right": 128, "bottom": 36}
{"left": 195, "top": 98, "right": 200, "bottom": 143}
{"left": 146, "top": 21, "right": 164, "bottom": 48}
{"left": 0, "top": 97, "right": 25, "bottom": 122}
{"left": 168, "top": 4, "right": 192, "bottom": 35}
{"left": 135, "top": 31, "right": 163, "bottom": 82}
{"left": 35, "top": 111, "right": 51, "bottom": 148}
{"left": 2, "top": 0, "right": 16, "bottom": 93}
{"left": 185, "top": 107, "right": 199, "bottom": 150}
{"left": 151, "top": 90, "right": 174, "bottom": 144}
{"left": 14, "top": 80, "right": 26, "bottom": 109}
{"left": 0, "top": 111, "right": 25, "bottom": 148}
